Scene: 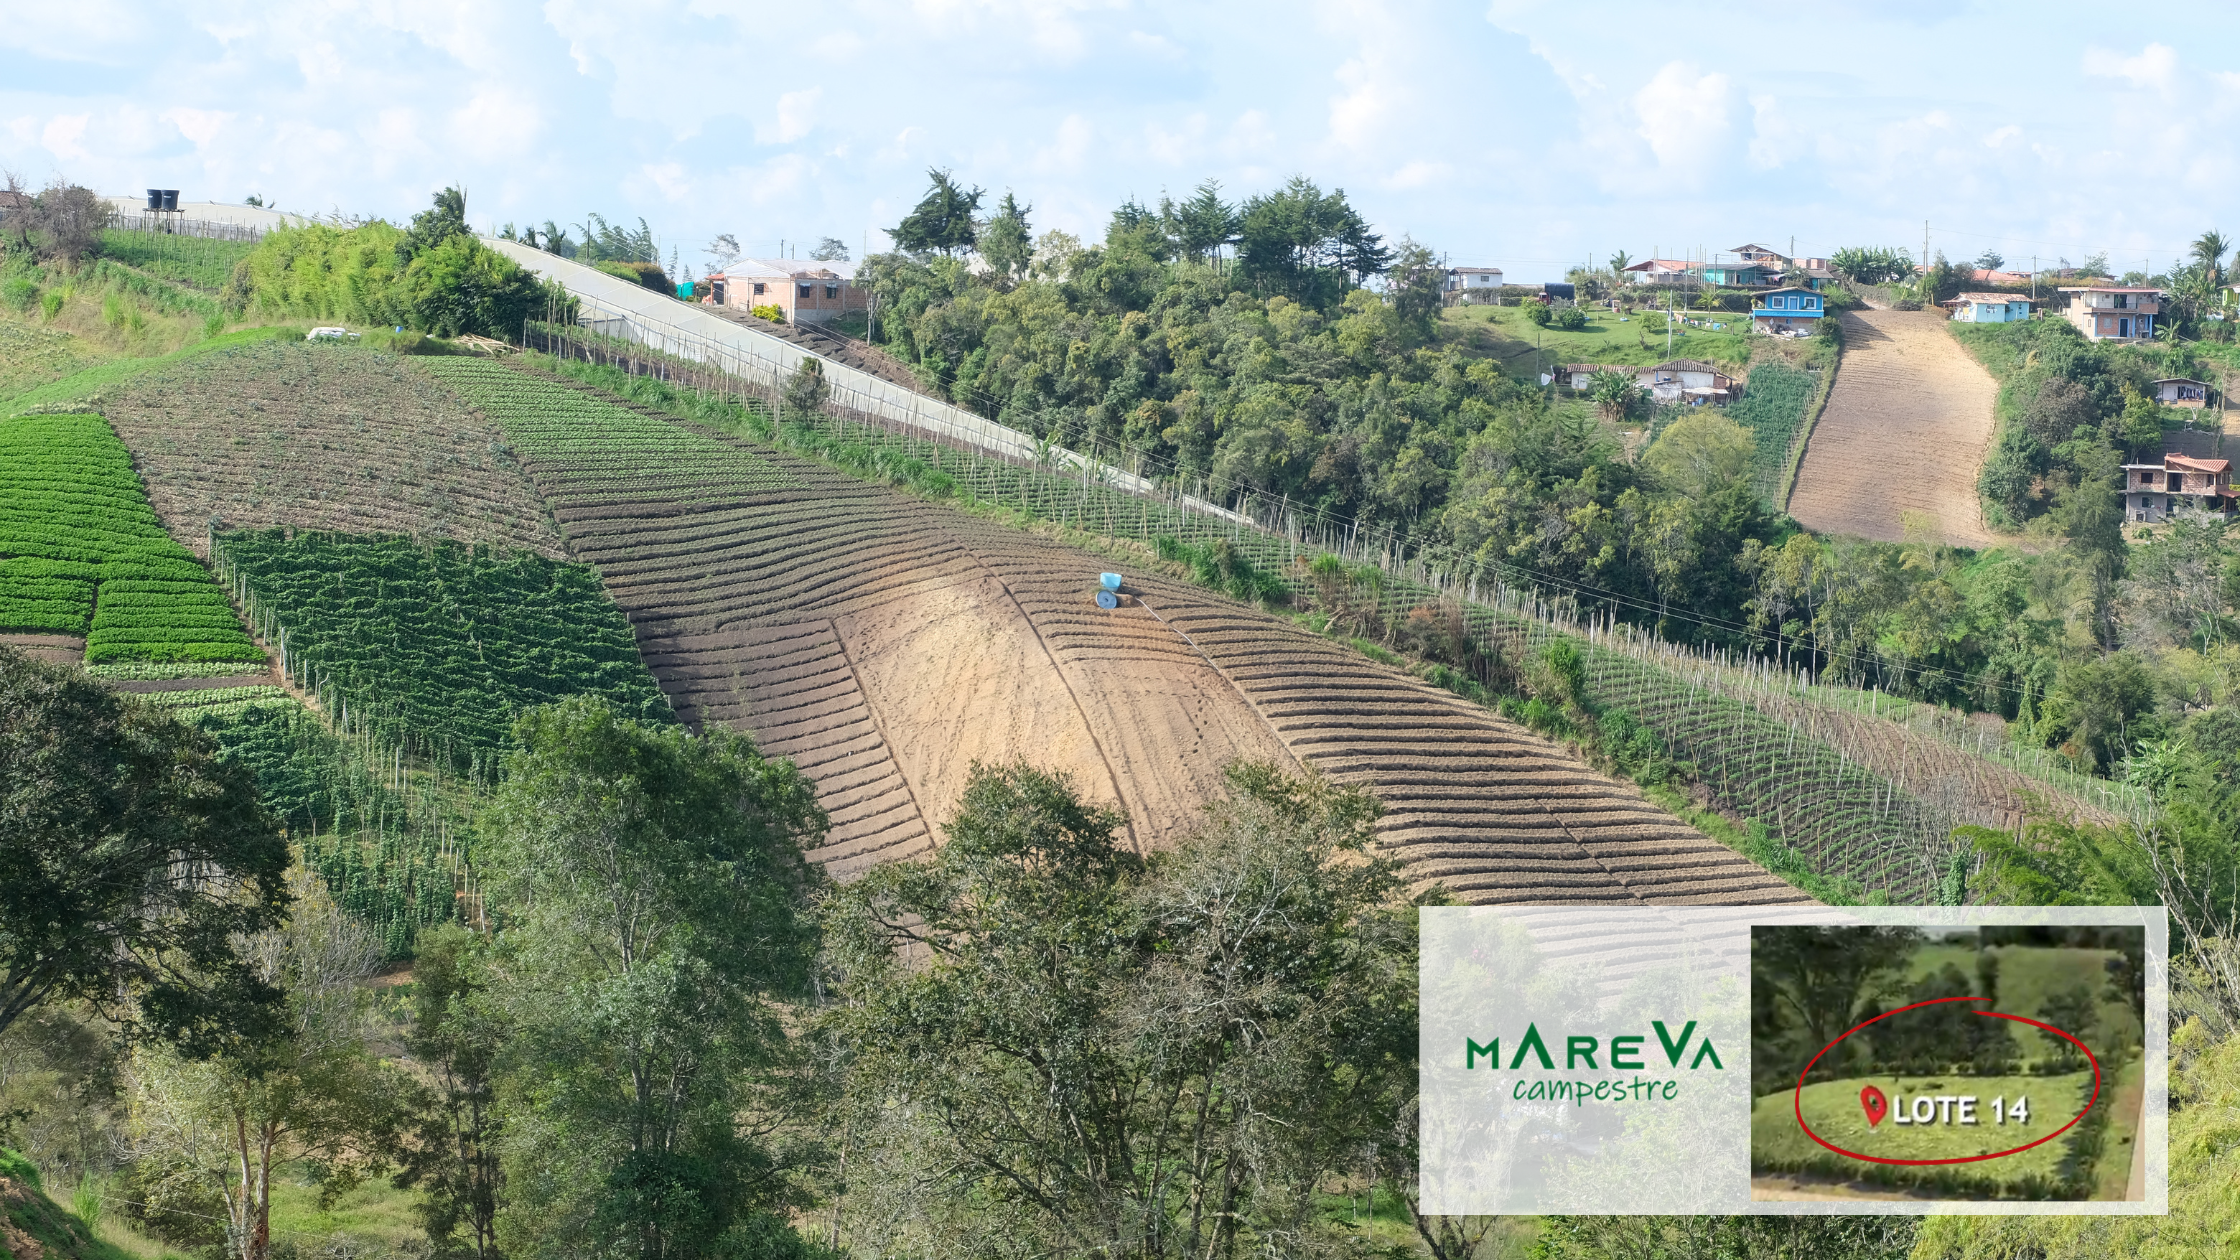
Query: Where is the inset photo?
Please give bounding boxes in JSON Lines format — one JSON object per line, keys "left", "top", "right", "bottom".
{"left": 1750, "top": 924, "right": 2146, "bottom": 1202}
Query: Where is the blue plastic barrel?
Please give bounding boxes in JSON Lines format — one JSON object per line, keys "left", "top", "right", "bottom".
{"left": 1100, "top": 572, "right": 1123, "bottom": 591}
{"left": 1095, "top": 590, "right": 1119, "bottom": 610}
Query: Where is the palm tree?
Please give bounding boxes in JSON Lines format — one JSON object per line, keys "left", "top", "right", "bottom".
{"left": 1608, "top": 249, "right": 1633, "bottom": 277}
{"left": 2192, "top": 230, "right": 2230, "bottom": 288}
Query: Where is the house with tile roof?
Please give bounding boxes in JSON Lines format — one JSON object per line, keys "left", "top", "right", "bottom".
{"left": 2122, "top": 452, "right": 2234, "bottom": 522}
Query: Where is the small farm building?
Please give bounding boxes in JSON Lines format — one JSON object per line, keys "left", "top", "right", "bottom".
{"left": 2059, "top": 286, "right": 2161, "bottom": 342}
{"left": 1751, "top": 287, "right": 1824, "bottom": 336}
{"left": 2153, "top": 377, "right": 2214, "bottom": 408}
{"left": 1945, "top": 293, "right": 2031, "bottom": 323}
{"left": 1643, "top": 359, "right": 1733, "bottom": 404}
{"left": 1446, "top": 266, "right": 1504, "bottom": 296}
{"left": 708, "top": 259, "right": 867, "bottom": 325}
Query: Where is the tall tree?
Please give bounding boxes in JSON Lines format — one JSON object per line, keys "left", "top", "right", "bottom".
{"left": 819, "top": 760, "right": 1418, "bottom": 1258}
{"left": 2193, "top": 230, "right": 2231, "bottom": 288}
{"left": 482, "top": 697, "right": 826, "bottom": 1260}
{"left": 1750, "top": 926, "right": 1919, "bottom": 1083}
{"left": 890, "top": 168, "right": 984, "bottom": 257}
{"left": 1234, "top": 177, "right": 1382, "bottom": 308}
{"left": 0, "top": 648, "right": 290, "bottom": 1053}
{"left": 1171, "top": 179, "right": 1238, "bottom": 267}
{"left": 126, "top": 870, "right": 411, "bottom": 1260}
{"left": 978, "top": 191, "right": 1033, "bottom": 282}
{"left": 395, "top": 924, "right": 508, "bottom": 1260}
{"left": 808, "top": 236, "right": 850, "bottom": 262}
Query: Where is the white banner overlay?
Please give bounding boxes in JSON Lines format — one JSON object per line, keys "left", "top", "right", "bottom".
{"left": 1419, "top": 906, "right": 2167, "bottom": 1216}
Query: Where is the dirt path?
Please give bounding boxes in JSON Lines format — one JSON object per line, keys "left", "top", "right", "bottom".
{"left": 1790, "top": 310, "right": 1999, "bottom": 547}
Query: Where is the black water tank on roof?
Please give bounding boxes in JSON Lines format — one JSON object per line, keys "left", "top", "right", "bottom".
{"left": 162, "top": 190, "right": 179, "bottom": 211}
{"left": 146, "top": 190, "right": 163, "bottom": 210}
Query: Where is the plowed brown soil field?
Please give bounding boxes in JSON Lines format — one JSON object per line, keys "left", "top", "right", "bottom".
{"left": 101, "top": 343, "right": 564, "bottom": 559}
{"left": 1790, "top": 310, "right": 1998, "bottom": 547}
{"left": 478, "top": 372, "right": 1808, "bottom": 906}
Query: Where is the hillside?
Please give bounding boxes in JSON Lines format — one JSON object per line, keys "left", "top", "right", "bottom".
{"left": 418, "top": 356, "right": 1807, "bottom": 903}
{"left": 1790, "top": 309, "right": 1999, "bottom": 546}
{"left": 0, "top": 1155, "right": 132, "bottom": 1260}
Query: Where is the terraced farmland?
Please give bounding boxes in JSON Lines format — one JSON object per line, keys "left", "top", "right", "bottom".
{"left": 0, "top": 413, "right": 260, "bottom": 666}
{"left": 96, "top": 341, "right": 565, "bottom": 559}
{"left": 425, "top": 359, "right": 1805, "bottom": 903}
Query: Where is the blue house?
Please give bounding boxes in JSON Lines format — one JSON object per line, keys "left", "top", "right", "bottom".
{"left": 1751, "top": 286, "right": 1823, "bottom": 336}
{"left": 1946, "top": 292, "right": 2030, "bottom": 323}
{"left": 1700, "top": 261, "right": 1774, "bottom": 287}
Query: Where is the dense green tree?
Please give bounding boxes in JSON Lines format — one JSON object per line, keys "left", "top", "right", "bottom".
{"left": 891, "top": 168, "right": 984, "bottom": 257}
{"left": 1234, "top": 176, "right": 1382, "bottom": 308}
{"left": 396, "top": 924, "right": 508, "bottom": 1260}
{"left": 977, "top": 191, "right": 1033, "bottom": 283}
{"left": 817, "top": 759, "right": 1418, "bottom": 1259}
{"left": 480, "top": 698, "right": 826, "bottom": 1260}
{"left": 0, "top": 648, "right": 290, "bottom": 1054}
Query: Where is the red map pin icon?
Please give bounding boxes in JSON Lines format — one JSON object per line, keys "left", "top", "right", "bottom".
{"left": 1860, "top": 1084, "right": 1888, "bottom": 1127}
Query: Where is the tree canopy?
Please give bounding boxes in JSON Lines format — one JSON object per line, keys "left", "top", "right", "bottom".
{"left": 0, "top": 648, "right": 291, "bottom": 1055}
{"left": 890, "top": 168, "right": 984, "bottom": 257}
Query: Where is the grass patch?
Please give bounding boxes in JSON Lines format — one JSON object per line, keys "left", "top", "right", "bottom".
{"left": 6, "top": 325, "right": 304, "bottom": 413}
{"left": 1442, "top": 302, "right": 1752, "bottom": 380}
{"left": 1753, "top": 1072, "right": 2097, "bottom": 1198}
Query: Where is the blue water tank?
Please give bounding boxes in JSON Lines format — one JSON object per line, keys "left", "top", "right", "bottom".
{"left": 1100, "top": 572, "right": 1123, "bottom": 591}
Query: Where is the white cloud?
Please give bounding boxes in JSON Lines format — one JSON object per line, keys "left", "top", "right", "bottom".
{"left": 641, "top": 161, "right": 692, "bottom": 202}
{"left": 1384, "top": 160, "right": 1448, "bottom": 189}
{"left": 164, "top": 107, "right": 233, "bottom": 149}
{"left": 2083, "top": 43, "right": 2179, "bottom": 98}
{"left": 758, "top": 89, "right": 821, "bottom": 144}
{"left": 1035, "top": 114, "right": 1092, "bottom": 172}
{"left": 450, "top": 91, "right": 544, "bottom": 159}
{"left": 1983, "top": 124, "right": 2021, "bottom": 148}
{"left": 1746, "top": 93, "right": 1806, "bottom": 170}
{"left": 41, "top": 114, "right": 90, "bottom": 162}
{"left": 1633, "top": 62, "right": 1731, "bottom": 178}
{"left": 1145, "top": 113, "right": 1207, "bottom": 165}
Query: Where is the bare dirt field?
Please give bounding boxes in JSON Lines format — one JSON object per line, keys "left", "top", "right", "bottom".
{"left": 99, "top": 342, "right": 565, "bottom": 559}
{"left": 1790, "top": 310, "right": 1999, "bottom": 547}
{"left": 487, "top": 374, "right": 1808, "bottom": 905}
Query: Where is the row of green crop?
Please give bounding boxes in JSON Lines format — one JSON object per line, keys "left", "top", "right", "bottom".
{"left": 97, "top": 227, "right": 258, "bottom": 294}
{"left": 415, "top": 356, "right": 797, "bottom": 496}
{"left": 210, "top": 528, "right": 673, "bottom": 775}
{"left": 0, "top": 414, "right": 262, "bottom": 662}
{"left": 189, "top": 698, "right": 474, "bottom": 959}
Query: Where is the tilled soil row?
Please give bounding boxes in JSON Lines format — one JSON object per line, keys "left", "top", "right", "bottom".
{"left": 474, "top": 365, "right": 1809, "bottom": 905}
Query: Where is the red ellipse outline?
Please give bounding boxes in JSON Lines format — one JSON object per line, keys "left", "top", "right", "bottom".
{"left": 1790, "top": 995, "right": 2101, "bottom": 1166}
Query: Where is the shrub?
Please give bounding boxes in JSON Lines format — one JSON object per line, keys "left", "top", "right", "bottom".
{"left": 1, "top": 277, "right": 35, "bottom": 312}
{"left": 751, "top": 303, "right": 786, "bottom": 323}
{"left": 1550, "top": 304, "right": 1588, "bottom": 331}
{"left": 1522, "top": 299, "right": 1552, "bottom": 326}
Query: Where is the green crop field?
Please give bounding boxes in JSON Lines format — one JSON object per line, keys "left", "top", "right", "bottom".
{"left": 212, "top": 528, "right": 671, "bottom": 773}
{"left": 1753, "top": 1071, "right": 2101, "bottom": 1198}
{"left": 416, "top": 357, "right": 797, "bottom": 506}
{"left": 191, "top": 698, "right": 471, "bottom": 958}
{"left": 0, "top": 317, "right": 112, "bottom": 403}
{"left": 0, "top": 413, "right": 262, "bottom": 663}
{"left": 97, "top": 228, "right": 259, "bottom": 294}
{"left": 1723, "top": 361, "right": 1820, "bottom": 505}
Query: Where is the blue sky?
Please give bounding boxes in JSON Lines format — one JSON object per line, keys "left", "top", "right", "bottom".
{"left": 3, "top": 1, "right": 2235, "bottom": 281}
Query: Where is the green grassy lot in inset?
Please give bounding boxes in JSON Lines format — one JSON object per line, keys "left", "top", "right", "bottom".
{"left": 1753, "top": 1072, "right": 2097, "bottom": 1197}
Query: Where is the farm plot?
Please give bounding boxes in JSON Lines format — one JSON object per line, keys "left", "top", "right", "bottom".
{"left": 1791, "top": 310, "right": 1998, "bottom": 546}
{"left": 212, "top": 529, "right": 671, "bottom": 774}
{"left": 0, "top": 413, "right": 261, "bottom": 664}
{"left": 528, "top": 348, "right": 2108, "bottom": 903}
{"left": 190, "top": 698, "right": 474, "bottom": 958}
{"left": 96, "top": 341, "right": 566, "bottom": 559}
{"left": 415, "top": 357, "right": 798, "bottom": 512}
{"left": 0, "top": 317, "right": 111, "bottom": 404}
{"left": 442, "top": 363, "right": 1806, "bottom": 903}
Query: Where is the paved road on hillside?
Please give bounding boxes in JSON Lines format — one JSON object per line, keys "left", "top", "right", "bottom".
{"left": 1790, "top": 310, "right": 1999, "bottom": 547}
